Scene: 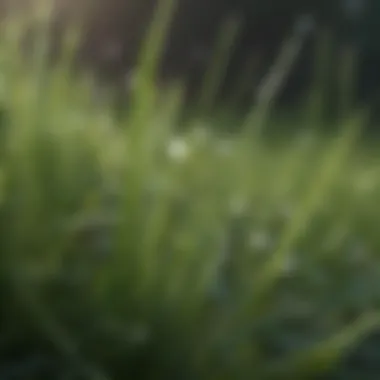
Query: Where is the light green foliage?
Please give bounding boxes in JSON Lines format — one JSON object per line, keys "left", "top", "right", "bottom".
{"left": 1, "top": 1, "right": 380, "bottom": 379}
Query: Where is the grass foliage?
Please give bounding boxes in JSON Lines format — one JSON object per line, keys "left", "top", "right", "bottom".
{"left": 1, "top": 1, "right": 380, "bottom": 379}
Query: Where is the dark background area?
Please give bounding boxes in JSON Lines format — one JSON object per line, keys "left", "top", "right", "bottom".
{"left": 3, "top": 0, "right": 380, "bottom": 120}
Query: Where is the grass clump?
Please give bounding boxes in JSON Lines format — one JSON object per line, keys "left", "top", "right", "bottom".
{"left": 1, "top": 1, "right": 380, "bottom": 379}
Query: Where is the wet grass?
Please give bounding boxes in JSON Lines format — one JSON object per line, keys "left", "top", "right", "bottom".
{"left": 1, "top": 1, "right": 380, "bottom": 379}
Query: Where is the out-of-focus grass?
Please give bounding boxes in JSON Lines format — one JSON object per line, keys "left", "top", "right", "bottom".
{"left": 1, "top": 1, "right": 380, "bottom": 379}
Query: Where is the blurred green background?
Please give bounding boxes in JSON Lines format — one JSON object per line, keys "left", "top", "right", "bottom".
{"left": 0, "top": 1, "right": 380, "bottom": 379}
